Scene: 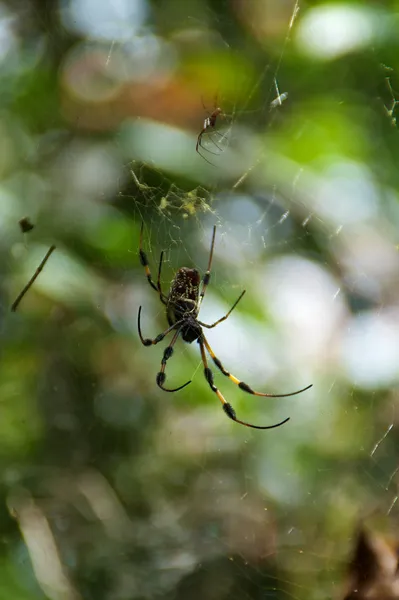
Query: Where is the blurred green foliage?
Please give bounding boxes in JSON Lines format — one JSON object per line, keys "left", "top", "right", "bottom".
{"left": 1, "top": 1, "right": 399, "bottom": 599}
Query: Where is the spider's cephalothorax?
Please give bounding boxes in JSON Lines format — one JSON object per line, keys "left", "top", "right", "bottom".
{"left": 138, "top": 222, "right": 313, "bottom": 430}
{"left": 166, "top": 267, "right": 202, "bottom": 343}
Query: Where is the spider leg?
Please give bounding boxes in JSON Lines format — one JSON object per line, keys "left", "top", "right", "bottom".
{"left": 196, "top": 130, "right": 205, "bottom": 152}
{"left": 157, "top": 328, "right": 191, "bottom": 393}
{"left": 138, "top": 308, "right": 190, "bottom": 391}
{"left": 202, "top": 125, "right": 232, "bottom": 152}
{"left": 202, "top": 335, "right": 313, "bottom": 398}
{"left": 200, "top": 144, "right": 220, "bottom": 156}
{"left": 197, "top": 131, "right": 220, "bottom": 157}
{"left": 199, "top": 129, "right": 223, "bottom": 155}
{"left": 196, "top": 131, "right": 220, "bottom": 166}
{"left": 200, "top": 129, "right": 224, "bottom": 153}
{"left": 201, "top": 121, "right": 232, "bottom": 152}
{"left": 198, "top": 338, "right": 289, "bottom": 430}
{"left": 139, "top": 222, "right": 167, "bottom": 305}
{"left": 196, "top": 147, "right": 218, "bottom": 167}
{"left": 209, "top": 128, "right": 229, "bottom": 143}
{"left": 199, "top": 226, "right": 216, "bottom": 307}
{"left": 207, "top": 132, "right": 229, "bottom": 152}
{"left": 138, "top": 306, "right": 180, "bottom": 346}
{"left": 201, "top": 94, "right": 220, "bottom": 115}
{"left": 198, "top": 290, "right": 246, "bottom": 329}
{"left": 157, "top": 250, "right": 164, "bottom": 296}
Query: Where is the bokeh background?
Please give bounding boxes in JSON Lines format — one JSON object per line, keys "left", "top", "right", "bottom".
{"left": 1, "top": 1, "right": 399, "bottom": 599}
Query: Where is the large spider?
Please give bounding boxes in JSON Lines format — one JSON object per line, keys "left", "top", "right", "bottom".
{"left": 138, "top": 223, "right": 312, "bottom": 430}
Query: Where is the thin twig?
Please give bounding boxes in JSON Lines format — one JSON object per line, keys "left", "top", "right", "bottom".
{"left": 11, "top": 245, "right": 56, "bottom": 312}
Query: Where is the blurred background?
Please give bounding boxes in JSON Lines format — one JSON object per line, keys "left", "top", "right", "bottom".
{"left": 1, "top": 0, "right": 399, "bottom": 598}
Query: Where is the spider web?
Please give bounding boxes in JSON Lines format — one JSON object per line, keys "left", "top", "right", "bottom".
{"left": 5, "top": 1, "right": 399, "bottom": 600}
{"left": 110, "top": 2, "right": 399, "bottom": 599}
{"left": 115, "top": 4, "right": 399, "bottom": 599}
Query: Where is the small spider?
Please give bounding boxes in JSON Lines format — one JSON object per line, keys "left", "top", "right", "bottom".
{"left": 196, "top": 98, "right": 225, "bottom": 166}
{"left": 138, "top": 223, "right": 312, "bottom": 430}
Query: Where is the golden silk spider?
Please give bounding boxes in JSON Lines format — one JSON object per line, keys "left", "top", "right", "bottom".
{"left": 138, "top": 223, "right": 312, "bottom": 430}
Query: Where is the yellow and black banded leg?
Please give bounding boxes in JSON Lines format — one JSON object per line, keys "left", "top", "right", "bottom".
{"left": 139, "top": 222, "right": 167, "bottom": 305}
{"left": 137, "top": 306, "right": 181, "bottom": 347}
{"left": 156, "top": 329, "right": 191, "bottom": 393}
{"left": 157, "top": 250, "right": 164, "bottom": 296}
{"left": 198, "top": 290, "right": 246, "bottom": 329}
{"left": 199, "top": 225, "right": 216, "bottom": 307}
{"left": 202, "top": 336, "right": 312, "bottom": 398}
{"left": 198, "top": 337, "right": 289, "bottom": 430}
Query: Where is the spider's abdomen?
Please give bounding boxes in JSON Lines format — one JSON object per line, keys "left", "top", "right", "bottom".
{"left": 166, "top": 267, "right": 200, "bottom": 327}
